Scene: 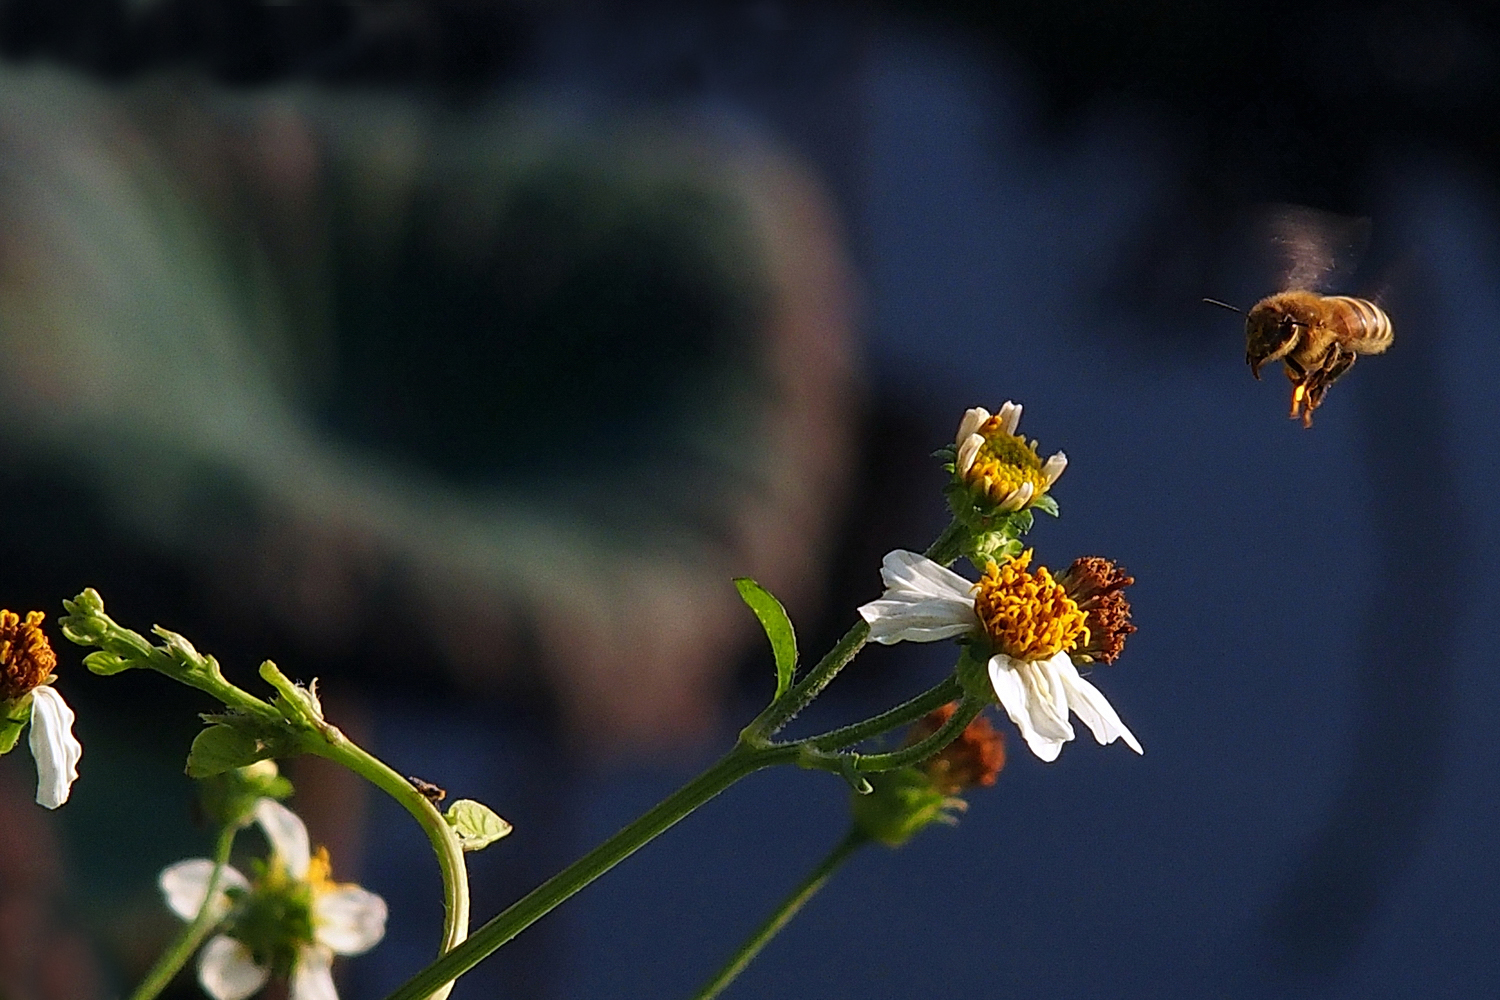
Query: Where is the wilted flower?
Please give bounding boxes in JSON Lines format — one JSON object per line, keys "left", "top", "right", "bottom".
{"left": 850, "top": 703, "right": 1006, "bottom": 847}
{"left": 160, "top": 798, "right": 387, "bottom": 1000}
{"left": 906, "top": 702, "right": 1006, "bottom": 795}
{"left": 0, "top": 610, "right": 81, "bottom": 808}
{"left": 858, "top": 549, "right": 1142, "bottom": 762}
{"left": 1056, "top": 556, "right": 1137, "bottom": 665}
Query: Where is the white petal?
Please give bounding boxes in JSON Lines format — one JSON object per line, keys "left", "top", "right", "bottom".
{"left": 253, "top": 798, "right": 311, "bottom": 878}
{"left": 859, "top": 597, "right": 978, "bottom": 644}
{"left": 877, "top": 550, "right": 973, "bottom": 601}
{"left": 997, "top": 400, "right": 1022, "bottom": 436}
{"left": 28, "top": 686, "right": 82, "bottom": 809}
{"left": 858, "top": 551, "right": 977, "bottom": 644}
{"left": 956, "top": 433, "right": 983, "bottom": 475}
{"left": 291, "top": 946, "right": 339, "bottom": 1000}
{"left": 988, "top": 654, "right": 1073, "bottom": 761}
{"left": 160, "top": 859, "right": 250, "bottom": 922}
{"left": 955, "top": 407, "right": 989, "bottom": 447}
{"left": 1000, "top": 480, "right": 1033, "bottom": 512}
{"left": 314, "top": 886, "right": 388, "bottom": 955}
{"left": 198, "top": 935, "right": 271, "bottom": 1000}
{"left": 1057, "top": 659, "right": 1144, "bottom": 754}
{"left": 1041, "top": 451, "right": 1068, "bottom": 486}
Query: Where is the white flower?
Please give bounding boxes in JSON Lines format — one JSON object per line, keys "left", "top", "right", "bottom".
{"left": 27, "top": 686, "right": 82, "bottom": 808}
{"left": 160, "top": 798, "right": 388, "bottom": 1000}
{"left": 858, "top": 549, "right": 1143, "bottom": 762}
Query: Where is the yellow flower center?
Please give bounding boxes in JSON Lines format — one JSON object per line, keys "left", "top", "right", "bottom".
{"left": 962, "top": 418, "right": 1051, "bottom": 504}
{"left": 972, "top": 551, "right": 1089, "bottom": 661}
{"left": 306, "top": 846, "right": 334, "bottom": 893}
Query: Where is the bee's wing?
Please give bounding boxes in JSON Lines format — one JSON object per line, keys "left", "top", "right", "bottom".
{"left": 1261, "top": 204, "right": 1372, "bottom": 291}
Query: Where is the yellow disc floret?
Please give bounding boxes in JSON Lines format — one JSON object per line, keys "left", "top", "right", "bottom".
{"left": 972, "top": 551, "right": 1089, "bottom": 661}
{"left": 951, "top": 406, "right": 1066, "bottom": 515}
{"left": 961, "top": 421, "right": 1052, "bottom": 506}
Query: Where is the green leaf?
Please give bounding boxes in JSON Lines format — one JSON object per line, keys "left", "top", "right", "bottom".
{"left": 1031, "top": 494, "right": 1060, "bottom": 517}
{"left": 82, "top": 650, "right": 133, "bottom": 675}
{"left": 734, "top": 577, "right": 798, "bottom": 700}
{"left": 1007, "top": 509, "right": 1035, "bottom": 535}
{"left": 445, "top": 799, "right": 513, "bottom": 852}
{"left": 186, "top": 725, "right": 271, "bottom": 778}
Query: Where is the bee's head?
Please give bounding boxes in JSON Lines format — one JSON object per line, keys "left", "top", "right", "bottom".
{"left": 1244, "top": 297, "right": 1305, "bottom": 379}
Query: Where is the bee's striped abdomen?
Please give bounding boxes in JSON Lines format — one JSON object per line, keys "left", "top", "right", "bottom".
{"left": 1325, "top": 296, "right": 1393, "bottom": 355}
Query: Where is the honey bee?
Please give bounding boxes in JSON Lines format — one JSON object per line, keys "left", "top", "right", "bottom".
{"left": 1209, "top": 206, "right": 1394, "bottom": 427}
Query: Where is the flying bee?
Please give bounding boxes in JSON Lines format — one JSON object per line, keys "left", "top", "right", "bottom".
{"left": 1208, "top": 206, "right": 1393, "bottom": 427}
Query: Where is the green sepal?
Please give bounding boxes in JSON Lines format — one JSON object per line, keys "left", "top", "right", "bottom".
{"left": 733, "top": 577, "right": 799, "bottom": 701}
{"left": 445, "top": 799, "right": 513, "bottom": 852}
{"left": 0, "top": 700, "right": 28, "bottom": 755}
{"left": 187, "top": 724, "right": 276, "bottom": 778}
{"left": 198, "top": 760, "right": 295, "bottom": 827}
{"left": 849, "top": 767, "right": 959, "bottom": 848}
{"left": 1031, "top": 493, "right": 1060, "bottom": 517}
{"left": 82, "top": 650, "right": 133, "bottom": 675}
{"left": 1007, "top": 509, "right": 1035, "bottom": 535}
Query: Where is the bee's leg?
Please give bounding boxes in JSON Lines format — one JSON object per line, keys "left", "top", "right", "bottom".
{"left": 1299, "top": 351, "right": 1356, "bottom": 428}
{"left": 1285, "top": 358, "right": 1310, "bottom": 422}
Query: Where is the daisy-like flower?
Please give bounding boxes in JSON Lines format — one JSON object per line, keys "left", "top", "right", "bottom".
{"left": 950, "top": 403, "right": 1068, "bottom": 513}
{"left": 0, "top": 610, "right": 82, "bottom": 809}
{"left": 160, "top": 798, "right": 387, "bottom": 1000}
{"left": 858, "top": 549, "right": 1142, "bottom": 762}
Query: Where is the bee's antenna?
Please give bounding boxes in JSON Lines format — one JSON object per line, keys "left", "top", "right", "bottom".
{"left": 1201, "top": 297, "right": 1243, "bottom": 314}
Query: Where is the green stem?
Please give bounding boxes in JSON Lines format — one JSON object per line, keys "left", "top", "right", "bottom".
{"left": 689, "top": 829, "right": 868, "bottom": 1000}
{"left": 924, "top": 520, "right": 967, "bottom": 567}
{"left": 128, "top": 821, "right": 240, "bottom": 1000}
{"left": 849, "top": 697, "right": 986, "bottom": 773}
{"left": 802, "top": 675, "right": 962, "bottom": 753}
{"left": 308, "top": 731, "right": 470, "bottom": 1000}
{"left": 741, "top": 620, "right": 871, "bottom": 741}
{"left": 794, "top": 696, "right": 985, "bottom": 777}
{"left": 381, "top": 743, "right": 800, "bottom": 1000}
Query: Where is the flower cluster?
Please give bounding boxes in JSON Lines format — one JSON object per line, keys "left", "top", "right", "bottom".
{"left": 860, "top": 402, "right": 1142, "bottom": 763}
{"left": 0, "top": 610, "right": 81, "bottom": 808}
{"left": 161, "top": 798, "right": 387, "bottom": 1000}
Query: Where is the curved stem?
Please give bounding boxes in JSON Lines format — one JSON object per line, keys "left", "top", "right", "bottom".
{"left": 128, "top": 821, "right": 239, "bottom": 1000}
{"left": 689, "top": 828, "right": 868, "bottom": 1000}
{"left": 308, "top": 732, "right": 469, "bottom": 1000}
{"left": 381, "top": 742, "right": 800, "bottom": 1000}
{"left": 795, "top": 696, "right": 986, "bottom": 777}
{"left": 802, "top": 675, "right": 962, "bottom": 753}
{"left": 850, "top": 696, "right": 986, "bottom": 773}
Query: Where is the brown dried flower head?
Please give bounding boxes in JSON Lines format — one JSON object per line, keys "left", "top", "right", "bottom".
{"left": 1057, "top": 557, "right": 1136, "bottom": 665}
{"left": 0, "top": 610, "right": 57, "bottom": 703}
{"left": 906, "top": 702, "right": 1006, "bottom": 795}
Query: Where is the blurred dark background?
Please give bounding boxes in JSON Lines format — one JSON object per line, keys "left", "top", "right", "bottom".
{"left": 0, "top": 1, "right": 1496, "bottom": 998}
